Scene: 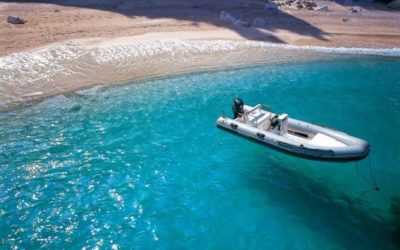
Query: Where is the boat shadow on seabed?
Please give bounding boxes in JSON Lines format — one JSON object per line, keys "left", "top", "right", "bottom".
{"left": 244, "top": 155, "right": 400, "bottom": 249}
{"left": 391, "top": 196, "right": 400, "bottom": 249}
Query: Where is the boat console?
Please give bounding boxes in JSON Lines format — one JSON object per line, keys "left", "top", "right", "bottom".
{"left": 271, "top": 114, "right": 288, "bottom": 135}
{"left": 239, "top": 102, "right": 288, "bottom": 135}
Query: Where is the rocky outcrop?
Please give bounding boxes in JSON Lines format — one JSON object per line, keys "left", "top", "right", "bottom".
{"left": 294, "top": 0, "right": 304, "bottom": 9}
{"left": 7, "top": 16, "right": 25, "bottom": 24}
{"left": 316, "top": 6, "right": 328, "bottom": 11}
{"left": 349, "top": 6, "right": 362, "bottom": 13}
{"left": 388, "top": 0, "right": 400, "bottom": 9}
{"left": 303, "top": 0, "right": 317, "bottom": 10}
{"left": 270, "top": 0, "right": 318, "bottom": 10}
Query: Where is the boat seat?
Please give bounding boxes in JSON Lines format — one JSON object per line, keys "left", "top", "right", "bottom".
{"left": 248, "top": 112, "right": 271, "bottom": 129}
{"left": 257, "top": 113, "right": 272, "bottom": 130}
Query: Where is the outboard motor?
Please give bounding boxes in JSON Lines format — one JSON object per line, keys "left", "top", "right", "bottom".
{"left": 232, "top": 97, "right": 244, "bottom": 119}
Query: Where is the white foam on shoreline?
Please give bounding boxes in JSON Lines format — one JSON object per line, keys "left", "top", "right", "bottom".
{"left": 0, "top": 45, "right": 82, "bottom": 86}
{"left": 0, "top": 40, "right": 399, "bottom": 88}
{"left": 90, "top": 39, "right": 400, "bottom": 57}
{"left": 279, "top": 44, "right": 400, "bottom": 57}
{"left": 90, "top": 40, "right": 400, "bottom": 62}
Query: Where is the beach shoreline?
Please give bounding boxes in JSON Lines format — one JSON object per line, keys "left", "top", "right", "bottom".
{"left": 1, "top": 1, "right": 399, "bottom": 111}
{"left": 1, "top": 35, "right": 400, "bottom": 112}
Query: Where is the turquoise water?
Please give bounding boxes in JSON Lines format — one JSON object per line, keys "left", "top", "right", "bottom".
{"left": 1, "top": 57, "right": 400, "bottom": 249}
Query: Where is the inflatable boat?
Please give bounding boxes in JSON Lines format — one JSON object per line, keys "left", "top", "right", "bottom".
{"left": 216, "top": 98, "right": 370, "bottom": 161}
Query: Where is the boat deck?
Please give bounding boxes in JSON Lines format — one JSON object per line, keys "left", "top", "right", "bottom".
{"left": 285, "top": 132, "right": 346, "bottom": 148}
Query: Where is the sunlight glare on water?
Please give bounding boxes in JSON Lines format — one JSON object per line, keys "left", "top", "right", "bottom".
{"left": 0, "top": 57, "right": 400, "bottom": 249}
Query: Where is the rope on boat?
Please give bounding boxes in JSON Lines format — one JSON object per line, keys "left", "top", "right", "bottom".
{"left": 355, "top": 155, "right": 380, "bottom": 191}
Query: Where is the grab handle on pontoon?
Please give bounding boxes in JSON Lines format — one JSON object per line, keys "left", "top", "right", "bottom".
{"left": 261, "top": 104, "right": 272, "bottom": 111}
{"left": 245, "top": 104, "right": 262, "bottom": 115}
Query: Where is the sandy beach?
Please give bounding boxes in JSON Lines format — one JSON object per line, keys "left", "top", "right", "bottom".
{"left": 0, "top": 0, "right": 399, "bottom": 110}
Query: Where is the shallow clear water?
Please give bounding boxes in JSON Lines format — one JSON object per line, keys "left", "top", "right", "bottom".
{"left": 1, "top": 57, "right": 400, "bottom": 249}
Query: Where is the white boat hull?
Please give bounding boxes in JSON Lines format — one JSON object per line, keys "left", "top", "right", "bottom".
{"left": 216, "top": 105, "right": 370, "bottom": 161}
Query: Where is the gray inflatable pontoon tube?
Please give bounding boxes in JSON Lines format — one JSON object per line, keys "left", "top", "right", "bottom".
{"left": 216, "top": 103, "right": 370, "bottom": 161}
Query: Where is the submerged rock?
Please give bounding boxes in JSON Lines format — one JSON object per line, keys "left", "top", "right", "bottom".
{"left": 7, "top": 16, "right": 25, "bottom": 24}
{"left": 76, "top": 85, "right": 104, "bottom": 97}
{"left": 36, "top": 95, "right": 81, "bottom": 112}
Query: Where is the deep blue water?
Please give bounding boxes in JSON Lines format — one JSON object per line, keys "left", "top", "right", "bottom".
{"left": 1, "top": 57, "right": 400, "bottom": 249}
